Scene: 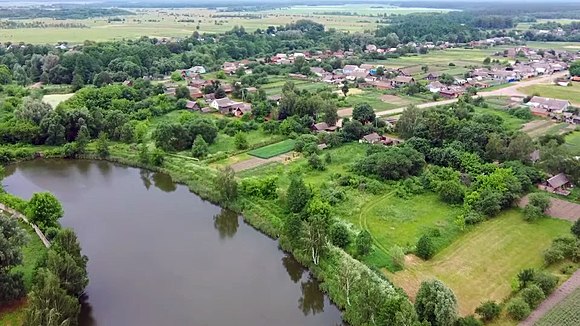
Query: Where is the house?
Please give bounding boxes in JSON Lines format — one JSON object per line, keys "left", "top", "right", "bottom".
{"left": 222, "top": 84, "right": 234, "bottom": 93}
{"left": 541, "top": 173, "right": 572, "bottom": 196}
{"left": 527, "top": 96, "right": 570, "bottom": 116}
{"left": 310, "top": 67, "right": 326, "bottom": 77}
{"left": 347, "top": 70, "right": 370, "bottom": 81}
{"left": 223, "top": 62, "right": 240, "bottom": 75}
{"left": 267, "top": 95, "right": 282, "bottom": 105}
{"left": 571, "top": 76, "right": 580, "bottom": 82}
{"left": 360, "top": 64, "right": 374, "bottom": 71}
{"left": 185, "top": 100, "right": 200, "bottom": 110}
{"left": 365, "top": 44, "right": 378, "bottom": 52}
{"left": 232, "top": 103, "right": 252, "bottom": 117}
{"left": 427, "top": 81, "right": 445, "bottom": 93}
{"left": 187, "top": 86, "right": 203, "bottom": 99}
{"left": 164, "top": 87, "right": 176, "bottom": 97}
{"left": 312, "top": 122, "right": 340, "bottom": 133}
{"left": 342, "top": 65, "right": 358, "bottom": 74}
{"left": 439, "top": 88, "right": 463, "bottom": 99}
{"left": 361, "top": 133, "right": 382, "bottom": 144}
{"left": 391, "top": 76, "right": 415, "bottom": 87}
{"left": 189, "top": 79, "right": 211, "bottom": 89}
{"left": 122, "top": 80, "right": 133, "bottom": 87}
{"left": 183, "top": 66, "right": 206, "bottom": 77}
{"left": 426, "top": 73, "right": 440, "bottom": 81}
{"left": 210, "top": 97, "right": 238, "bottom": 113}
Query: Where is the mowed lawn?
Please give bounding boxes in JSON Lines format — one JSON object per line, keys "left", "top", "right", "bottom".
{"left": 42, "top": 93, "right": 74, "bottom": 108}
{"left": 519, "top": 83, "right": 580, "bottom": 105}
{"left": 389, "top": 210, "right": 572, "bottom": 316}
{"left": 248, "top": 139, "right": 296, "bottom": 159}
{"left": 535, "top": 287, "right": 580, "bottom": 326}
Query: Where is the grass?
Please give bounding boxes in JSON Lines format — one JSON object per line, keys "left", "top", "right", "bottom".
{"left": 535, "top": 287, "right": 580, "bottom": 326}
{"left": 564, "top": 131, "right": 580, "bottom": 155}
{"left": 389, "top": 210, "right": 572, "bottom": 316}
{"left": 42, "top": 93, "right": 74, "bottom": 108}
{"left": 519, "top": 83, "right": 580, "bottom": 105}
{"left": 473, "top": 106, "right": 528, "bottom": 131}
{"left": 248, "top": 139, "right": 296, "bottom": 159}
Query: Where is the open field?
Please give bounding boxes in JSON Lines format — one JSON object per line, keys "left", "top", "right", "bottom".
{"left": 519, "top": 83, "right": 580, "bottom": 105}
{"left": 42, "top": 93, "right": 74, "bottom": 108}
{"left": 522, "top": 119, "right": 573, "bottom": 138}
{"left": 389, "top": 211, "right": 572, "bottom": 316}
{"left": 248, "top": 139, "right": 296, "bottom": 159}
{"left": 534, "top": 287, "right": 580, "bottom": 326}
{"left": 526, "top": 41, "right": 580, "bottom": 52}
{"left": 564, "top": 131, "right": 580, "bottom": 155}
{"left": 0, "top": 5, "right": 453, "bottom": 43}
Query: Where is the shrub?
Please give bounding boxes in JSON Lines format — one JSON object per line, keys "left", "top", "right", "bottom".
{"left": 456, "top": 315, "right": 483, "bottom": 326}
{"left": 390, "top": 245, "right": 405, "bottom": 270}
{"left": 520, "top": 284, "right": 545, "bottom": 308}
{"left": 532, "top": 272, "right": 558, "bottom": 295}
{"left": 572, "top": 218, "right": 580, "bottom": 238}
{"left": 475, "top": 300, "right": 501, "bottom": 322}
{"left": 416, "top": 234, "right": 435, "bottom": 260}
{"left": 524, "top": 205, "right": 543, "bottom": 222}
{"left": 506, "top": 297, "right": 531, "bottom": 321}
{"left": 464, "top": 211, "right": 485, "bottom": 225}
{"left": 308, "top": 154, "right": 326, "bottom": 171}
{"left": 355, "top": 230, "right": 372, "bottom": 256}
{"left": 330, "top": 223, "right": 351, "bottom": 249}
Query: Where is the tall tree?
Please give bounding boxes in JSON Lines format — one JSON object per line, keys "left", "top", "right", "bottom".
{"left": 0, "top": 216, "right": 27, "bottom": 305}
{"left": 415, "top": 279, "right": 458, "bottom": 326}
{"left": 301, "top": 214, "right": 330, "bottom": 265}
{"left": 286, "top": 177, "right": 311, "bottom": 213}
{"left": 352, "top": 103, "right": 375, "bottom": 124}
{"left": 26, "top": 192, "right": 64, "bottom": 230}
{"left": 216, "top": 167, "right": 238, "bottom": 202}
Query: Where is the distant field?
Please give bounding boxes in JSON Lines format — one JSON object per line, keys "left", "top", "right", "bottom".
{"left": 519, "top": 83, "right": 580, "bottom": 105}
{"left": 526, "top": 41, "right": 580, "bottom": 51}
{"left": 535, "top": 287, "right": 580, "bottom": 326}
{"left": 260, "top": 4, "right": 454, "bottom": 16}
{"left": 564, "top": 132, "right": 580, "bottom": 155}
{"left": 389, "top": 211, "right": 572, "bottom": 315}
{"left": 248, "top": 139, "right": 296, "bottom": 159}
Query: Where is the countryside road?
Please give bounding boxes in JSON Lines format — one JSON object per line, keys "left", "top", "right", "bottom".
{"left": 342, "top": 71, "right": 570, "bottom": 118}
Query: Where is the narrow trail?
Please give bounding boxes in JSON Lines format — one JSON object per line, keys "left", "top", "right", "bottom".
{"left": 358, "top": 192, "right": 395, "bottom": 256}
{"left": 0, "top": 203, "right": 51, "bottom": 248}
{"left": 519, "top": 269, "right": 580, "bottom": 326}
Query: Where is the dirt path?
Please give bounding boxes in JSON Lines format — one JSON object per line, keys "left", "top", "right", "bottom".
{"left": 372, "top": 71, "right": 569, "bottom": 118}
{"left": 0, "top": 203, "right": 51, "bottom": 248}
{"left": 519, "top": 195, "right": 580, "bottom": 222}
{"left": 519, "top": 270, "right": 580, "bottom": 326}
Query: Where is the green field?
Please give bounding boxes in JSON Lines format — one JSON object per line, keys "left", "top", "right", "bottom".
{"left": 564, "top": 131, "right": 580, "bottom": 155}
{"left": 526, "top": 41, "right": 580, "bottom": 52}
{"left": 535, "top": 287, "right": 580, "bottom": 326}
{"left": 519, "top": 83, "right": 580, "bottom": 105}
{"left": 389, "top": 211, "right": 572, "bottom": 316}
{"left": 248, "top": 139, "right": 296, "bottom": 159}
{"left": 261, "top": 4, "right": 454, "bottom": 16}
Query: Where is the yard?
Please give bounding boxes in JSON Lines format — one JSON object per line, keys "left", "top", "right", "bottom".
{"left": 42, "top": 93, "right": 74, "bottom": 108}
{"left": 247, "top": 139, "right": 296, "bottom": 159}
{"left": 388, "top": 211, "right": 572, "bottom": 316}
{"left": 519, "top": 83, "right": 580, "bottom": 105}
{"left": 535, "top": 287, "right": 580, "bottom": 326}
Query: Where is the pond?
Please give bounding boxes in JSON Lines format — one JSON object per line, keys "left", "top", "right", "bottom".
{"left": 3, "top": 160, "right": 344, "bottom": 326}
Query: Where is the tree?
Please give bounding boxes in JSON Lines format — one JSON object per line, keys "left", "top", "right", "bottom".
{"left": 330, "top": 223, "right": 350, "bottom": 248}
{"left": 416, "top": 234, "right": 435, "bottom": 260}
{"left": 0, "top": 64, "right": 12, "bottom": 84}
{"left": 572, "top": 219, "right": 580, "bottom": 238}
{"left": 234, "top": 132, "right": 249, "bottom": 150}
{"left": 415, "top": 279, "right": 458, "bottom": 326}
{"left": 506, "top": 298, "right": 530, "bottom": 321}
{"left": 15, "top": 99, "right": 52, "bottom": 125}
{"left": 506, "top": 133, "right": 534, "bottom": 162}
{"left": 171, "top": 71, "right": 183, "bottom": 81}
{"left": 191, "top": 134, "right": 209, "bottom": 158}
{"left": 341, "top": 81, "right": 349, "bottom": 97}
{"left": 96, "top": 132, "right": 110, "bottom": 158}
{"left": 352, "top": 103, "right": 375, "bottom": 124}
{"left": 483, "top": 57, "right": 491, "bottom": 65}
{"left": 528, "top": 193, "right": 551, "bottom": 213}
{"left": 26, "top": 192, "right": 64, "bottom": 230}
{"left": 321, "top": 102, "right": 339, "bottom": 126}
{"left": 284, "top": 213, "right": 303, "bottom": 248}
{"left": 0, "top": 216, "right": 27, "bottom": 305}
{"left": 521, "top": 284, "right": 545, "bottom": 308}
{"left": 151, "top": 148, "right": 165, "bottom": 166}
{"left": 355, "top": 230, "right": 372, "bottom": 256}
{"left": 390, "top": 245, "right": 405, "bottom": 270}
{"left": 71, "top": 73, "right": 84, "bottom": 91}
{"left": 302, "top": 214, "right": 330, "bottom": 265}
{"left": 485, "top": 133, "right": 505, "bottom": 161}
{"left": 23, "top": 269, "right": 80, "bottom": 326}
{"left": 216, "top": 167, "right": 238, "bottom": 202}
{"left": 286, "top": 177, "right": 311, "bottom": 213}
{"left": 517, "top": 268, "right": 536, "bottom": 289}
{"left": 93, "top": 71, "right": 112, "bottom": 87}
{"left": 570, "top": 60, "right": 580, "bottom": 77}
{"left": 396, "top": 105, "right": 422, "bottom": 139}
{"left": 475, "top": 301, "right": 501, "bottom": 322}
{"left": 175, "top": 85, "right": 191, "bottom": 100}
{"left": 13, "top": 63, "right": 28, "bottom": 86}
{"left": 437, "top": 180, "right": 464, "bottom": 204}
{"left": 138, "top": 143, "right": 150, "bottom": 164}
{"left": 338, "top": 256, "right": 359, "bottom": 306}
{"left": 75, "top": 124, "right": 90, "bottom": 154}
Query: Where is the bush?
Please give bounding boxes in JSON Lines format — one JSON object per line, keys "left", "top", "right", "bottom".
{"left": 308, "top": 154, "right": 326, "bottom": 171}
{"left": 390, "top": 245, "right": 405, "bottom": 270}
{"left": 520, "top": 284, "right": 545, "bottom": 308}
{"left": 475, "top": 300, "right": 501, "bottom": 322}
{"left": 506, "top": 297, "right": 531, "bottom": 321}
{"left": 464, "top": 211, "right": 485, "bottom": 225}
{"left": 330, "top": 223, "right": 351, "bottom": 249}
{"left": 456, "top": 315, "right": 483, "bottom": 326}
{"left": 416, "top": 234, "right": 435, "bottom": 260}
{"left": 524, "top": 204, "right": 544, "bottom": 222}
{"left": 532, "top": 272, "right": 558, "bottom": 295}
{"left": 572, "top": 218, "right": 580, "bottom": 238}
{"left": 355, "top": 230, "right": 372, "bottom": 256}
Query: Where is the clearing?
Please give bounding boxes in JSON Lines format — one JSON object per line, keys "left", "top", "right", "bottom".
{"left": 519, "top": 195, "right": 580, "bottom": 222}
{"left": 521, "top": 120, "right": 573, "bottom": 138}
{"left": 247, "top": 139, "right": 296, "bottom": 159}
{"left": 42, "top": 93, "right": 74, "bottom": 108}
{"left": 388, "top": 210, "right": 572, "bottom": 316}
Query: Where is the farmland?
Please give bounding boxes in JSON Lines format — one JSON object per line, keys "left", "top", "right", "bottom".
{"left": 248, "top": 139, "right": 296, "bottom": 159}
{"left": 535, "top": 287, "right": 580, "bottom": 326}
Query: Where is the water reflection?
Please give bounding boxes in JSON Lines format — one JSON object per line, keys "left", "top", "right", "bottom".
{"left": 151, "top": 172, "right": 176, "bottom": 193}
{"left": 78, "top": 295, "right": 96, "bottom": 326}
{"left": 139, "top": 170, "right": 152, "bottom": 190}
{"left": 213, "top": 209, "right": 239, "bottom": 239}
{"left": 299, "top": 275, "right": 325, "bottom": 316}
{"left": 282, "top": 253, "right": 306, "bottom": 283}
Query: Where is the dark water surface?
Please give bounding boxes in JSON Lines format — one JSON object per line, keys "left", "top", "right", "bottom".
{"left": 3, "top": 160, "right": 343, "bottom": 326}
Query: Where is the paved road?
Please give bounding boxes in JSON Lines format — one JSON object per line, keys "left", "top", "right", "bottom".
{"left": 371, "top": 71, "right": 570, "bottom": 118}
{"left": 519, "top": 270, "right": 580, "bottom": 326}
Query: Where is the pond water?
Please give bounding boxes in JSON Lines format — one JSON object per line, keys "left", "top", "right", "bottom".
{"left": 3, "top": 160, "right": 344, "bottom": 326}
